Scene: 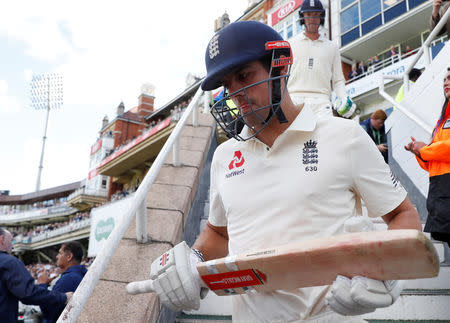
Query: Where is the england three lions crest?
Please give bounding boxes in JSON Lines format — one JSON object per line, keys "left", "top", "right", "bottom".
{"left": 303, "top": 140, "right": 318, "bottom": 171}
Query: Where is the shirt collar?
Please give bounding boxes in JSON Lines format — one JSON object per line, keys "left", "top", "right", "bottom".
{"left": 298, "top": 31, "right": 326, "bottom": 42}
{"left": 237, "top": 104, "right": 317, "bottom": 143}
{"left": 287, "top": 104, "right": 317, "bottom": 132}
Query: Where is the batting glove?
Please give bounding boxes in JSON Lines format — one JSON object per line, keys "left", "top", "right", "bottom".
{"left": 325, "top": 215, "right": 403, "bottom": 316}
{"left": 150, "top": 241, "right": 208, "bottom": 312}
{"left": 325, "top": 275, "right": 403, "bottom": 316}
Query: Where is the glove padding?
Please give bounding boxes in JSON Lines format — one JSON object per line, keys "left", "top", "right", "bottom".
{"left": 333, "top": 96, "right": 356, "bottom": 119}
{"left": 343, "top": 215, "right": 375, "bottom": 233}
{"left": 150, "top": 241, "right": 207, "bottom": 311}
{"left": 325, "top": 216, "right": 403, "bottom": 316}
{"left": 325, "top": 276, "right": 403, "bottom": 316}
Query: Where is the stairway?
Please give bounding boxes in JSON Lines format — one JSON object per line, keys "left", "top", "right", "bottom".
{"left": 76, "top": 113, "right": 216, "bottom": 322}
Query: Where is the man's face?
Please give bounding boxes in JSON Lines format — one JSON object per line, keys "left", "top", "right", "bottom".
{"left": 444, "top": 70, "right": 450, "bottom": 99}
{"left": 371, "top": 118, "right": 384, "bottom": 130}
{"left": 303, "top": 12, "right": 321, "bottom": 34}
{"left": 56, "top": 245, "right": 70, "bottom": 270}
{"left": 0, "top": 231, "right": 13, "bottom": 254}
{"left": 222, "top": 60, "right": 273, "bottom": 129}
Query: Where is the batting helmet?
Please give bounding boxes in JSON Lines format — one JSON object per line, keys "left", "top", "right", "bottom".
{"left": 202, "top": 21, "right": 293, "bottom": 141}
{"left": 299, "top": 0, "right": 325, "bottom": 26}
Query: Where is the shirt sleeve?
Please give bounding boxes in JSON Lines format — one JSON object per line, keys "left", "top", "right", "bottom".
{"left": 331, "top": 43, "right": 347, "bottom": 98}
{"left": 420, "top": 139, "right": 450, "bottom": 162}
{"left": 350, "top": 122, "right": 407, "bottom": 217}
{"left": 4, "top": 257, "right": 66, "bottom": 313}
{"left": 208, "top": 153, "right": 227, "bottom": 227}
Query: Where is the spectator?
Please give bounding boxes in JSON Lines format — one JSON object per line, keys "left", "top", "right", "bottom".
{"left": 348, "top": 64, "right": 358, "bottom": 81}
{"left": 372, "top": 55, "right": 381, "bottom": 71}
{"left": 430, "top": 0, "right": 450, "bottom": 39}
{"left": 38, "top": 241, "right": 87, "bottom": 323}
{"left": 0, "top": 228, "right": 70, "bottom": 323}
{"left": 288, "top": 0, "right": 348, "bottom": 118}
{"left": 385, "top": 45, "right": 399, "bottom": 63}
{"left": 360, "top": 109, "right": 389, "bottom": 163}
{"left": 404, "top": 45, "right": 414, "bottom": 58}
{"left": 357, "top": 60, "right": 367, "bottom": 75}
{"left": 405, "top": 67, "right": 450, "bottom": 247}
{"left": 367, "top": 57, "right": 374, "bottom": 73}
{"left": 395, "top": 68, "right": 422, "bottom": 103}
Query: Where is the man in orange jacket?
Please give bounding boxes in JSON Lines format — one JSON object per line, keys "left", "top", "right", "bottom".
{"left": 405, "top": 67, "right": 450, "bottom": 246}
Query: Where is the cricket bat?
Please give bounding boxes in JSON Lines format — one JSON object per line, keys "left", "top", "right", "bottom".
{"left": 126, "top": 229, "right": 440, "bottom": 296}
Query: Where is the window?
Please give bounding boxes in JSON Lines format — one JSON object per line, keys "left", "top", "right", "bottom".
{"left": 341, "top": 0, "right": 356, "bottom": 9}
{"left": 408, "top": 0, "right": 426, "bottom": 9}
{"left": 340, "top": 0, "right": 422, "bottom": 46}
{"left": 341, "top": 4, "right": 360, "bottom": 34}
{"left": 276, "top": 26, "right": 284, "bottom": 39}
{"left": 383, "top": 0, "right": 402, "bottom": 9}
{"left": 361, "top": 0, "right": 381, "bottom": 21}
{"left": 384, "top": 1, "right": 407, "bottom": 23}
{"left": 101, "top": 177, "right": 108, "bottom": 189}
{"left": 341, "top": 27, "right": 360, "bottom": 46}
{"left": 286, "top": 22, "right": 293, "bottom": 39}
{"left": 362, "top": 14, "right": 382, "bottom": 35}
{"left": 295, "top": 16, "right": 302, "bottom": 34}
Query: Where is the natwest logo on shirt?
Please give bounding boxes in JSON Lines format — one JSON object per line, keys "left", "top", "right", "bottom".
{"left": 228, "top": 151, "right": 245, "bottom": 170}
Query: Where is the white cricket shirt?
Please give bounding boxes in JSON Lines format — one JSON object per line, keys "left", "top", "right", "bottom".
{"left": 287, "top": 32, "right": 347, "bottom": 102}
{"left": 208, "top": 105, "right": 406, "bottom": 322}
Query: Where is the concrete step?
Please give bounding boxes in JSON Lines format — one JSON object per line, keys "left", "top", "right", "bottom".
{"left": 176, "top": 314, "right": 232, "bottom": 323}
{"left": 363, "top": 294, "right": 450, "bottom": 320}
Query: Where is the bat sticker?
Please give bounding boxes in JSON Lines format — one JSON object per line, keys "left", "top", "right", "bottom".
{"left": 201, "top": 269, "right": 267, "bottom": 291}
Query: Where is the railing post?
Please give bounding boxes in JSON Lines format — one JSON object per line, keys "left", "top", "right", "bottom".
{"left": 423, "top": 44, "right": 431, "bottom": 67}
{"left": 173, "top": 137, "right": 181, "bottom": 167}
{"left": 135, "top": 198, "right": 147, "bottom": 243}
{"left": 203, "top": 91, "right": 210, "bottom": 114}
{"left": 192, "top": 101, "right": 199, "bottom": 127}
{"left": 403, "top": 73, "right": 409, "bottom": 94}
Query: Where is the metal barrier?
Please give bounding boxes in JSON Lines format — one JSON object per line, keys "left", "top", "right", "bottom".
{"left": 378, "top": 8, "right": 450, "bottom": 135}
{"left": 57, "top": 86, "right": 209, "bottom": 323}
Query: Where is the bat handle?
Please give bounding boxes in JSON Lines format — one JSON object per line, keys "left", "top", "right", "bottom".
{"left": 126, "top": 279, "right": 155, "bottom": 295}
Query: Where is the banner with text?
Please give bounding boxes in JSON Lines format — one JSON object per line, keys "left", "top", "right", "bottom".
{"left": 88, "top": 195, "right": 133, "bottom": 257}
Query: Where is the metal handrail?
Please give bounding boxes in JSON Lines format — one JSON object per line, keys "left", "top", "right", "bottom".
{"left": 379, "top": 8, "right": 450, "bottom": 135}
{"left": 57, "top": 86, "right": 208, "bottom": 323}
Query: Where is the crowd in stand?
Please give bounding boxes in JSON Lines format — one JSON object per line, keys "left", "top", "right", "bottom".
{"left": 0, "top": 199, "right": 68, "bottom": 216}
{"left": 26, "top": 257, "right": 94, "bottom": 282}
{"left": 347, "top": 45, "right": 417, "bottom": 83}
{"left": 102, "top": 97, "right": 194, "bottom": 161}
{"left": 11, "top": 212, "right": 90, "bottom": 244}
{"left": 110, "top": 188, "right": 133, "bottom": 201}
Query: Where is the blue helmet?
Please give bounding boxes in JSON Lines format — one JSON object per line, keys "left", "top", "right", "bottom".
{"left": 201, "top": 21, "right": 293, "bottom": 141}
{"left": 202, "top": 21, "right": 288, "bottom": 91}
{"left": 299, "top": 0, "right": 325, "bottom": 26}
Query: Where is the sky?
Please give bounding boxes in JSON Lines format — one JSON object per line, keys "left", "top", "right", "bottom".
{"left": 0, "top": 0, "right": 249, "bottom": 195}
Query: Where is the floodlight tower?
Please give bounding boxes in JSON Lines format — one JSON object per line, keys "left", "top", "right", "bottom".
{"left": 30, "top": 73, "right": 63, "bottom": 191}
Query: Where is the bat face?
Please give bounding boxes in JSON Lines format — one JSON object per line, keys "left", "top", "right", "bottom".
{"left": 197, "top": 230, "right": 440, "bottom": 296}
